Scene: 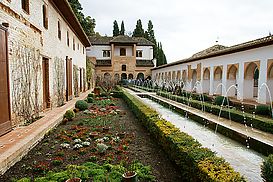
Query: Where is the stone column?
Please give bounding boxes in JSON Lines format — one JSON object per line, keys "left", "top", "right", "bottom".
{"left": 237, "top": 62, "right": 245, "bottom": 101}
{"left": 222, "top": 64, "right": 227, "bottom": 96}
{"left": 209, "top": 66, "right": 214, "bottom": 95}
{"left": 258, "top": 59, "right": 267, "bottom": 104}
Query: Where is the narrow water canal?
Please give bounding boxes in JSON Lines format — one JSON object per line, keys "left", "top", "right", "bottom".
{"left": 140, "top": 97, "right": 264, "bottom": 182}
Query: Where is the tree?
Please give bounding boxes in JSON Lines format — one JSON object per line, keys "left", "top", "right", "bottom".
{"left": 68, "top": 0, "right": 96, "bottom": 36}
{"left": 146, "top": 20, "right": 156, "bottom": 44}
{"left": 113, "top": 20, "right": 120, "bottom": 36}
{"left": 132, "top": 19, "right": 144, "bottom": 37}
{"left": 120, "top": 21, "right": 125, "bottom": 35}
{"left": 156, "top": 42, "right": 167, "bottom": 66}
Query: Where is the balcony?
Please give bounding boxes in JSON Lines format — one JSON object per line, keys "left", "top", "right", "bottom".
{"left": 96, "top": 60, "right": 112, "bottom": 67}
{"left": 136, "top": 60, "right": 154, "bottom": 67}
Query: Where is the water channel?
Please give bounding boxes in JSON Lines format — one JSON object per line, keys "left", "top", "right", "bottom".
{"left": 140, "top": 97, "right": 264, "bottom": 182}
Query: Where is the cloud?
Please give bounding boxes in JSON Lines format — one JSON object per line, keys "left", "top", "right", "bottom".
{"left": 80, "top": 0, "right": 273, "bottom": 62}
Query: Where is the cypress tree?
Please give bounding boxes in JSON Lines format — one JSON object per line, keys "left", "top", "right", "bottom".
{"left": 120, "top": 21, "right": 125, "bottom": 35}
{"left": 132, "top": 19, "right": 144, "bottom": 37}
{"left": 113, "top": 20, "right": 120, "bottom": 36}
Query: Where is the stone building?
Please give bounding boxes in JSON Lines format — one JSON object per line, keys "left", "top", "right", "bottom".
{"left": 0, "top": 0, "right": 90, "bottom": 135}
{"left": 87, "top": 35, "right": 155, "bottom": 82}
{"left": 152, "top": 35, "right": 273, "bottom": 104}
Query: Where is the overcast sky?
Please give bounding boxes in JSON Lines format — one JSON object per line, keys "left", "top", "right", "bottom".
{"left": 80, "top": 0, "right": 273, "bottom": 63}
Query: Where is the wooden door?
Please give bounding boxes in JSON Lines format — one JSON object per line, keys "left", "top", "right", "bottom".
{"left": 42, "top": 58, "right": 50, "bottom": 109}
{"left": 66, "top": 57, "right": 72, "bottom": 101}
{"left": 0, "top": 26, "right": 12, "bottom": 136}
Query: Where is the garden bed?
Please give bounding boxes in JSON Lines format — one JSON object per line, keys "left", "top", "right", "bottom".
{"left": 0, "top": 95, "right": 182, "bottom": 181}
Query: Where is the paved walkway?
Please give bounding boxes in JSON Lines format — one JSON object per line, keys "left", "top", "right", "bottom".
{"left": 126, "top": 88, "right": 273, "bottom": 150}
{"left": 0, "top": 91, "right": 90, "bottom": 175}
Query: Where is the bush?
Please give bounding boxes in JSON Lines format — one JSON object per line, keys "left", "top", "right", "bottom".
{"left": 261, "top": 154, "right": 273, "bottom": 182}
{"left": 87, "top": 97, "right": 94, "bottom": 103}
{"left": 63, "top": 110, "right": 75, "bottom": 121}
{"left": 88, "top": 93, "right": 95, "bottom": 98}
{"left": 214, "top": 96, "right": 229, "bottom": 106}
{"left": 75, "top": 100, "right": 88, "bottom": 111}
{"left": 256, "top": 105, "right": 271, "bottom": 116}
{"left": 121, "top": 89, "right": 245, "bottom": 181}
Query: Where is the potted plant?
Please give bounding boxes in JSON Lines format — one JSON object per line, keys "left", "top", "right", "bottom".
{"left": 122, "top": 162, "right": 137, "bottom": 182}
{"left": 122, "top": 171, "right": 137, "bottom": 182}
{"left": 66, "top": 165, "right": 82, "bottom": 182}
{"left": 89, "top": 131, "right": 99, "bottom": 138}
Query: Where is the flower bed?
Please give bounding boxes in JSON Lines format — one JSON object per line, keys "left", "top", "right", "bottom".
{"left": 121, "top": 88, "right": 246, "bottom": 181}
{"left": 1, "top": 95, "right": 157, "bottom": 182}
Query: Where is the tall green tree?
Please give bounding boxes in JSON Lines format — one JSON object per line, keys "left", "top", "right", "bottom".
{"left": 68, "top": 0, "right": 96, "bottom": 36}
{"left": 120, "top": 21, "right": 125, "bottom": 35}
{"left": 156, "top": 42, "right": 167, "bottom": 66}
{"left": 132, "top": 19, "right": 144, "bottom": 37}
{"left": 113, "top": 20, "right": 120, "bottom": 36}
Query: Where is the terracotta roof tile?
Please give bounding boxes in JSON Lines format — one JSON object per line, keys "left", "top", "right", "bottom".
{"left": 89, "top": 35, "right": 154, "bottom": 46}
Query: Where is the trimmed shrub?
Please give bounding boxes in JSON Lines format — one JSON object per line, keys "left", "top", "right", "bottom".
{"left": 261, "top": 154, "right": 273, "bottom": 182}
{"left": 121, "top": 89, "right": 245, "bottom": 181}
{"left": 87, "top": 97, "right": 94, "bottom": 103}
{"left": 63, "top": 110, "right": 75, "bottom": 121}
{"left": 256, "top": 105, "right": 271, "bottom": 116}
{"left": 88, "top": 93, "right": 95, "bottom": 98}
{"left": 157, "top": 91, "right": 273, "bottom": 134}
{"left": 214, "top": 96, "right": 229, "bottom": 106}
{"left": 75, "top": 100, "right": 88, "bottom": 111}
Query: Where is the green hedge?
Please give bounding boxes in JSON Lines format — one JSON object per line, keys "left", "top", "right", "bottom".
{"left": 121, "top": 89, "right": 245, "bottom": 181}
{"left": 157, "top": 91, "right": 273, "bottom": 134}
{"left": 261, "top": 154, "right": 273, "bottom": 182}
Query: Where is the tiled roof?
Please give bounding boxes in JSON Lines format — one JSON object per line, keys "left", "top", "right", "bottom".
{"left": 191, "top": 45, "right": 228, "bottom": 58}
{"left": 152, "top": 35, "right": 273, "bottom": 70}
{"left": 88, "top": 36, "right": 112, "bottom": 45}
{"left": 89, "top": 35, "right": 154, "bottom": 46}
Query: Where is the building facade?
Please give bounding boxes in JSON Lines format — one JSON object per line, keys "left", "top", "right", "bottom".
{"left": 0, "top": 0, "right": 90, "bottom": 135}
{"left": 152, "top": 35, "right": 273, "bottom": 104}
{"left": 87, "top": 35, "right": 154, "bottom": 83}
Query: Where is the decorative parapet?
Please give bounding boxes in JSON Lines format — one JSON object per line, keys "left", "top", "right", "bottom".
{"left": 96, "top": 59, "right": 112, "bottom": 67}
{"left": 136, "top": 60, "right": 154, "bottom": 67}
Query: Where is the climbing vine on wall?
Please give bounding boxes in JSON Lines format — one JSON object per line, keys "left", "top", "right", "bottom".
{"left": 73, "top": 65, "right": 79, "bottom": 97}
{"left": 53, "top": 57, "right": 65, "bottom": 107}
{"left": 10, "top": 43, "right": 42, "bottom": 124}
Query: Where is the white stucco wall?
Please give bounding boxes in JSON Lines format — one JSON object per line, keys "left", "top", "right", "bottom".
{"left": 114, "top": 46, "right": 133, "bottom": 57}
{"left": 87, "top": 45, "right": 111, "bottom": 59}
{"left": 0, "top": 0, "right": 88, "bottom": 122}
{"left": 136, "top": 46, "right": 153, "bottom": 60}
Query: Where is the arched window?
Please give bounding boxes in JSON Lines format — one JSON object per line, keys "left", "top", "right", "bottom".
{"left": 128, "top": 74, "right": 133, "bottom": 79}
{"left": 42, "top": 5, "right": 48, "bottom": 29}
{"left": 122, "top": 65, "right": 126, "bottom": 71}
{"left": 58, "top": 21, "right": 61, "bottom": 40}
{"left": 121, "top": 73, "right": 127, "bottom": 80}
{"left": 137, "top": 73, "right": 144, "bottom": 80}
{"left": 120, "top": 48, "right": 126, "bottom": 56}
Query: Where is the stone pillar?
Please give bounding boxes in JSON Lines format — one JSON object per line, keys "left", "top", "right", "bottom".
{"left": 209, "top": 66, "right": 214, "bottom": 95}
{"left": 258, "top": 59, "right": 267, "bottom": 104}
{"left": 237, "top": 62, "right": 245, "bottom": 101}
{"left": 222, "top": 64, "right": 227, "bottom": 96}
